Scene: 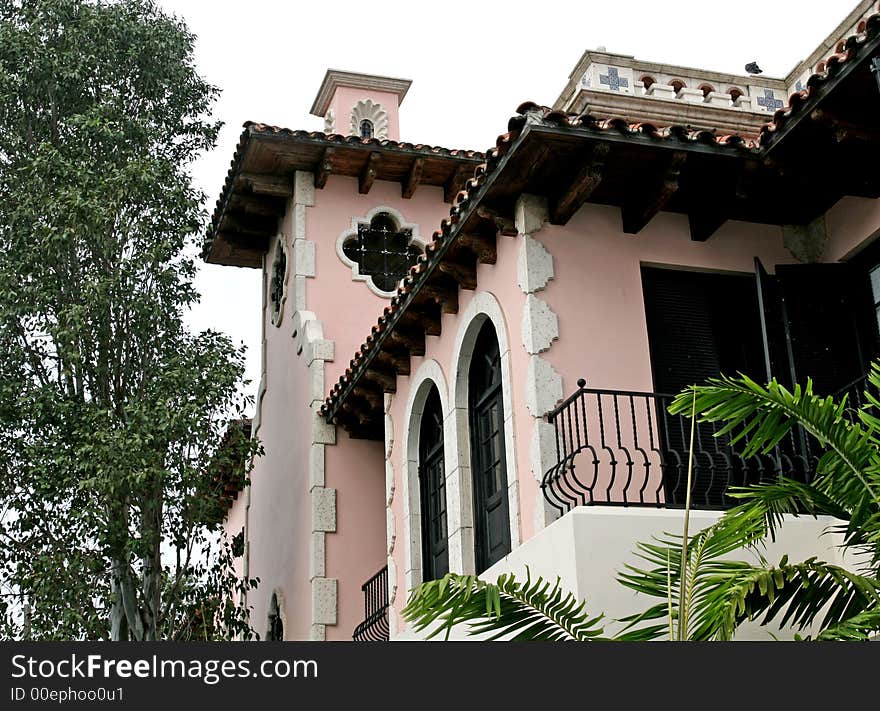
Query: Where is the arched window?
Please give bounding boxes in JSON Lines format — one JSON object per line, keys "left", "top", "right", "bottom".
{"left": 342, "top": 212, "right": 422, "bottom": 293}
{"left": 698, "top": 83, "right": 714, "bottom": 98}
{"left": 266, "top": 593, "right": 283, "bottom": 641}
{"left": 360, "top": 119, "right": 374, "bottom": 139}
{"left": 728, "top": 87, "right": 744, "bottom": 103}
{"left": 468, "top": 320, "right": 511, "bottom": 573}
{"left": 640, "top": 75, "right": 656, "bottom": 92}
{"left": 269, "top": 240, "right": 287, "bottom": 325}
{"left": 419, "top": 386, "right": 448, "bottom": 581}
{"left": 669, "top": 79, "right": 686, "bottom": 95}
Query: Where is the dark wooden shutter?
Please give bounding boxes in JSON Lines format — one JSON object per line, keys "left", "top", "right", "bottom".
{"left": 641, "top": 266, "right": 766, "bottom": 507}
{"left": 469, "top": 321, "right": 512, "bottom": 573}
{"left": 419, "top": 387, "right": 448, "bottom": 582}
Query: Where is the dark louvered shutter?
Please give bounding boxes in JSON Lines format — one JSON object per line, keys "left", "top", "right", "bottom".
{"left": 641, "top": 267, "right": 766, "bottom": 507}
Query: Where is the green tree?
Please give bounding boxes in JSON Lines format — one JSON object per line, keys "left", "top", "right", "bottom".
{"left": 0, "top": 0, "right": 259, "bottom": 640}
{"left": 403, "top": 370, "right": 880, "bottom": 641}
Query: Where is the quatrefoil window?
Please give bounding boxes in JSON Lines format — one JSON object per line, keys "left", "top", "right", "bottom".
{"left": 341, "top": 211, "right": 422, "bottom": 294}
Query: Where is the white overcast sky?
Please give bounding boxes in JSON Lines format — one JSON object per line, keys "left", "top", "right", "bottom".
{"left": 161, "top": 0, "right": 860, "bottom": 402}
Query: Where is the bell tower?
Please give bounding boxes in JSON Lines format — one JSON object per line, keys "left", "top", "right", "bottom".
{"left": 309, "top": 69, "right": 411, "bottom": 141}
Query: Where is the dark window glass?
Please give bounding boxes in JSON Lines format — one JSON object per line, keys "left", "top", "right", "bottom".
{"left": 419, "top": 387, "right": 448, "bottom": 581}
{"left": 342, "top": 213, "right": 421, "bottom": 292}
{"left": 269, "top": 246, "right": 286, "bottom": 319}
{"left": 468, "top": 320, "right": 511, "bottom": 573}
{"left": 360, "top": 119, "right": 374, "bottom": 139}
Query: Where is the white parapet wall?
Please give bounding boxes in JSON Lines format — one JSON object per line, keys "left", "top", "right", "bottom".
{"left": 396, "top": 506, "right": 853, "bottom": 641}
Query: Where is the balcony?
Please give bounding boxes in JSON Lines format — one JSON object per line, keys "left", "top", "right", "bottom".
{"left": 352, "top": 566, "right": 390, "bottom": 642}
{"left": 541, "top": 379, "right": 830, "bottom": 517}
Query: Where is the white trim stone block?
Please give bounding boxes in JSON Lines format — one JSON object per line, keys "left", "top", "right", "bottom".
{"left": 294, "top": 170, "right": 316, "bottom": 207}
{"left": 521, "top": 294, "right": 559, "bottom": 354}
{"left": 312, "top": 487, "right": 337, "bottom": 533}
{"left": 530, "top": 418, "right": 557, "bottom": 483}
{"left": 526, "top": 355, "right": 564, "bottom": 417}
{"left": 308, "top": 360, "right": 324, "bottom": 405}
{"left": 310, "top": 532, "right": 325, "bottom": 580}
{"left": 309, "top": 443, "right": 325, "bottom": 489}
{"left": 386, "top": 506, "right": 396, "bottom": 556}
{"left": 517, "top": 235, "right": 554, "bottom": 294}
{"left": 387, "top": 555, "right": 398, "bottom": 606}
{"left": 293, "top": 238, "right": 316, "bottom": 277}
{"left": 309, "top": 624, "right": 325, "bottom": 641}
{"left": 311, "top": 578, "right": 337, "bottom": 625}
{"left": 292, "top": 274, "right": 307, "bottom": 313}
{"left": 312, "top": 403, "right": 336, "bottom": 445}
{"left": 291, "top": 204, "right": 307, "bottom": 242}
{"left": 306, "top": 338, "right": 334, "bottom": 366}
{"left": 646, "top": 83, "right": 676, "bottom": 100}
{"left": 514, "top": 193, "right": 549, "bottom": 236}
{"left": 385, "top": 460, "right": 395, "bottom": 507}
{"left": 678, "top": 87, "right": 705, "bottom": 103}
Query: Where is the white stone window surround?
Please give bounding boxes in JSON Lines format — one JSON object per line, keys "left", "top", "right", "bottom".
{"left": 400, "top": 359, "right": 451, "bottom": 595}
{"left": 269, "top": 235, "right": 289, "bottom": 327}
{"left": 336, "top": 205, "right": 426, "bottom": 298}
{"left": 350, "top": 98, "right": 389, "bottom": 140}
{"left": 447, "top": 291, "right": 522, "bottom": 575}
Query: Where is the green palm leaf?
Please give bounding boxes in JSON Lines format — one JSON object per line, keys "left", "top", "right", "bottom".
{"left": 401, "top": 569, "right": 606, "bottom": 641}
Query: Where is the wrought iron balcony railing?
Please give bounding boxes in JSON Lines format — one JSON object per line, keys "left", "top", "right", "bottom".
{"left": 352, "top": 565, "right": 390, "bottom": 642}
{"left": 541, "top": 379, "right": 824, "bottom": 516}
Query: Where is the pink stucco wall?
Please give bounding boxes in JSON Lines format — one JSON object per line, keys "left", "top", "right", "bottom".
{"left": 538, "top": 204, "right": 798, "bottom": 395}
{"left": 239, "top": 174, "right": 451, "bottom": 640}
{"left": 385, "top": 200, "right": 814, "bottom": 635}
{"left": 824, "top": 197, "right": 880, "bottom": 262}
{"left": 245, "top": 231, "right": 314, "bottom": 640}
{"left": 328, "top": 87, "right": 402, "bottom": 141}
{"left": 309, "top": 176, "right": 450, "bottom": 387}
{"left": 308, "top": 177, "right": 450, "bottom": 638}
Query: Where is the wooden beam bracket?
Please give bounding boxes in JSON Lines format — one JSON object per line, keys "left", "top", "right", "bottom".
{"left": 402, "top": 157, "right": 424, "bottom": 199}
{"left": 622, "top": 151, "right": 686, "bottom": 234}
{"left": 550, "top": 143, "right": 609, "bottom": 225}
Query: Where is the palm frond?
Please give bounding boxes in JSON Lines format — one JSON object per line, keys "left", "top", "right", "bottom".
{"left": 815, "top": 605, "right": 880, "bottom": 640}
{"left": 698, "top": 557, "right": 880, "bottom": 639}
{"left": 401, "top": 569, "right": 606, "bottom": 641}
{"left": 668, "top": 374, "right": 880, "bottom": 509}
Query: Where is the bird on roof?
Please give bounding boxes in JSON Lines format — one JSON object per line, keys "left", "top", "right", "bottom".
{"left": 745, "top": 61, "right": 763, "bottom": 75}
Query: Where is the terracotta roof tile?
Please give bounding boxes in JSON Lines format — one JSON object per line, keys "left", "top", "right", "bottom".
{"left": 204, "top": 123, "right": 484, "bottom": 259}
{"left": 321, "top": 12, "right": 880, "bottom": 423}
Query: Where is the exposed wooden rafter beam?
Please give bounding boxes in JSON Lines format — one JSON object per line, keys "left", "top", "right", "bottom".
{"left": 419, "top": 282, "right": 459, "bottom": 314}
{"left": 237, "top": 172, "right": 293, "bottom": 198}
{"left": 389, "top": 327, "right": 425, "bottom": 356}
{"left": 622, "top": 151, "right": 687, "bottom": 234}
{"left": 456, "top": 232, "right": 497, "bottom": 265}
{"left": 315, "top": 147, "right": 335, "bottom": 189}
{"left": 221, "top": 211, "right": 279, "bottom": 236}
{"left": 438, "top": 259, "right": 477, "bottom": 290}
{"left": 402, "top": 157, "right": 424, "bottom": 199}
{"left": 402, "top": 306, "right": 441, "bottom": 337}
{"left": 476, "top": 205, "right": 517, "bottom": 236}
{"left": 444, "top": 164, "right": 472, "bottom": 203}
{"left": 359, "top": 151, "right": 381, "bottom": 194}
{"left": 375, "top": 350, "right": 410, "bottom": 376}
{"left": 364, "top": 367, "right": 397, "bottom": 393}
{"left": 550, "top": 143, "right": 610, "bottom": 225}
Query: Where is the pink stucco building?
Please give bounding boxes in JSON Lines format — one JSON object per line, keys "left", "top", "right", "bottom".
{"left": 204, "top": 1, "right": 880, "bottom": 640}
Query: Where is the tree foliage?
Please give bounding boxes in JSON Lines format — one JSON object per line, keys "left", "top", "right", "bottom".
{"left": 0, "top": 0, "right": 259, "bottom": 640}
